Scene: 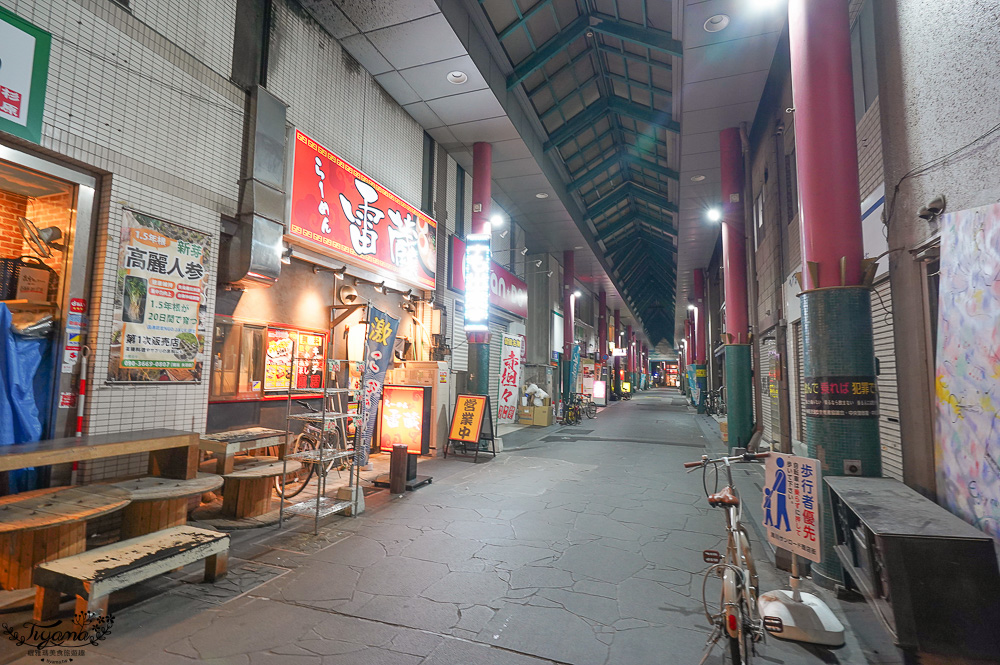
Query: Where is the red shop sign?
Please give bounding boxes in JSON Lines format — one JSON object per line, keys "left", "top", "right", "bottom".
{"left": 288, "top": 129, "right": 437, "bottom": 291}
{"left": 448, "top": 235, "right": 528, "bottom": 319}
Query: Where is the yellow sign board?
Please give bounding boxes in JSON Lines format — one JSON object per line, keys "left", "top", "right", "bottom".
{"left": 695, "top": 369, "right": 707, "bottom": 377}
{"left": 622, "top": 382, "right": 631, "bottom": 392}
{"left": 449, "top": 394, "right": 487, "bottom": 443}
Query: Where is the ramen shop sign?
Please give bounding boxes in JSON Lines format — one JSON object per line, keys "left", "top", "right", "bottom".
{"left": 464, "top": 234, "right": 490, "bottom": 332}
{"left": 287, "top": 129, "right": 437, "bottom": 290}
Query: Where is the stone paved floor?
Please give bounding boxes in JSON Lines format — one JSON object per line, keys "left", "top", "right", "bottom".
{"left": 2, "top": 389, "right": 904, "bottom": 665}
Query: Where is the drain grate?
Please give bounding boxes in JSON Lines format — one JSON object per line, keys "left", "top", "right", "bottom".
{"left": 558, "top": 428, "right": 594, "bottom": 434}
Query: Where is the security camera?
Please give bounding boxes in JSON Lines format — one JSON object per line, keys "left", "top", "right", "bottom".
{"left": 918, "top": 193, "right": 946, "bottom": 220}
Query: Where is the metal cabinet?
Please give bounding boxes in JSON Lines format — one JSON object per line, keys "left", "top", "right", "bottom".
{"left": 826, "top": 477, "right": 1000, "bottom": 660}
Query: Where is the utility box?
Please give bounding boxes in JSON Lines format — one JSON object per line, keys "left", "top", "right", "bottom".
{"left": 826, "top": 477, "right": 1000, "bottom": 660}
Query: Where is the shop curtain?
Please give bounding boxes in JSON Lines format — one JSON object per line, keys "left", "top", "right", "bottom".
{"left": 0, "top": 304, "right": 52, "bottom": 493}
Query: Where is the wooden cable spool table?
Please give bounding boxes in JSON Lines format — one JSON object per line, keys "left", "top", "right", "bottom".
{"left": 222, "top": 457, "right": 301, "bottom": 519}
{"left": 0, "top": 485, "right": 131, "bottom": 590}
{"left": 110, "top": 473, "right": 224, "bottom": 539}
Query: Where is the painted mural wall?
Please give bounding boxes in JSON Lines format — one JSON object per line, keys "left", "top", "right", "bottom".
{"left": 934, "top": 202, "right": 1000, "bottom": 539}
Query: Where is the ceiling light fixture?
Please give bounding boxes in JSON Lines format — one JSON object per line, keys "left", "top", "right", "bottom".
{"left": 706, "top": 207, "right": 723, "bottom": 222}
{"left": 534, "top": 260, "right": 542, "bottom": 267}
{"left": 446, "top": 71, "right": 468, "bottom": 84}
{"left": 691, "top": 174, "right": 706, "bottom": 182}
{"left": 535, "top": 192, "right": 549, "bottom": 199}
{"left": 688, "top": 304, "right": 696, "bottom": 311}
{"left": 499, "top": 229, "right": 509, "bottom": 238}
{"left": 490, "top": 214, "right": 503, "bottom": 226}
{"left": 703, "top": 14, "right": 730, "bottom": 32}
{"left": 520, "top": 247, "right": 528, "bottom": 255}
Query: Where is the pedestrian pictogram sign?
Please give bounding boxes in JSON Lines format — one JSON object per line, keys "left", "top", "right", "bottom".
{"left": 762, "top": 453, "right": 822, "bottom": 563}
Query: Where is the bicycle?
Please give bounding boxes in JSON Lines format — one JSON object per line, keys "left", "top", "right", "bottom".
{"left": 706, "top": 386, "right": 727, "bottom": 417}
{"left": 683, "top": 451, "right": 781, "bottom": 664}
{"left": 271, "top": 400, "right": 351, "bottom": 498}
{"left": 575, "top": 392, "right": 598, "bottom": 419}
{"left": 560, "top": 396, "right": 582, "bottom": 425}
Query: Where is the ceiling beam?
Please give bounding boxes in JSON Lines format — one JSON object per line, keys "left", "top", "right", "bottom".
{"left": 596, "top": 43, "right": 671, "bottom": 71}
{"left": 543, "top": 97, "right": 611, "bottom": 151}
{"left": 590, "top": 16, "right": 683, "bottom": 59}
{"left": 604, "top": 72, "right": 672, "bottom": 102}
{"left": 496, "top": 0, "right": 554, "bottom": 41}
{"left": 545, "top": 96, "right": 679, "bottom": 151}
{"left": 568, "top": 147, "right": 679, "bottom": 191}
{"left": 507, "top": 13, "right": 591, "bottom": 90}
{"left": 607, "top": 96, "right": 680, "bottom": 134}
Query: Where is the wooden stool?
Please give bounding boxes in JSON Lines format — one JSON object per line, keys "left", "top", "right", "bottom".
{"left": 111, "top": 473, "right": 224, "bottom": 539}
{"left": 221, "top": 457, "right": 300, "bottom": 519}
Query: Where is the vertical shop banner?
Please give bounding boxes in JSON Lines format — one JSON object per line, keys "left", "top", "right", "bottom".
{"left": 354, "top": 307, "right": 399, "bottom": 466}
{"left": 288, "top": 129, "right": 437, "bottom": 290}
{"left": 496, "top": 334, "right": 524, "bottom": 423}
{"left": 934, "top": 203, "right": 1000, "bottom": 539}
{"left": 108, "top": 211, "right": 210, "bottom": 383}
{"left": 0, "top": 9, "right": 50, "bottom": 144}
{"left": 762, "top": 453, "right": 822, "bottom": 563}
{"left": 568, "top": 344, "right": 581, "bottom": 396}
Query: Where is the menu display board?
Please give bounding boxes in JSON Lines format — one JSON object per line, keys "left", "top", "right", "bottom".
{"left": 264, "top": 328, "right": 294, "bottom": 391}
{"left": 296, "top": 332, "right": 325, "bottom": 390}
{"left": 108, "top": 210, "right": 210, "bottom": 383}
{"left": 288, "top": 129, "right": 437, "bottom": 290}
{"left": 377, "top": 385, "right": 431, "bottom": 455}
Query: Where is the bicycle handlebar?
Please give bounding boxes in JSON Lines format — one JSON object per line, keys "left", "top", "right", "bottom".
{"left": 683, "top": 452, "right": 770, "bottom": 468}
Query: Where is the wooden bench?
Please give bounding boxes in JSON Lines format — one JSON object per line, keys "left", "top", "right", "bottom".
{"left": 111, "top": 473, "right": 224, "bottom": 539}
{"left": 222, "top": 457, "right": 300, "bottom": 519}
{"left": 32, "top": 525, "right": 229, "bottom": 620}
{"left": 0, "top": 429, "right": 201, "bottom": 480}
{"left": 0, "top": 486, "right": 131, "bottom": 590}
{"left": 200, "top": 427, "right": 287, "bottom": 475}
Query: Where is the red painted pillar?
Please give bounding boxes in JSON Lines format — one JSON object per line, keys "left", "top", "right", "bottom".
{"left": 790, "top": 0, "right": 879, "bottom": 585}
{"left": 613, "top": 308, "right": 622, "bottom": 395}
{"left": 562, "top": 250, "right": 575, "bottom": 403}
{"left": 720, "top": 128, "right": 749, "bottom": 341}
{"left": 471, "top": 143, "right": 492, "bottom": 235}
{"left": 598, "top": 290, "right": 607, "bottom": 364}
{"left": 720, "top": 126, "right": 753, "bottom": 449}
{"left": 467, "top": 142, "right": 492, "bottom": 394}
{"left": 625, "top": 324, "right": 633, "bottom": 375}
{"left": 684, "top": 317, "right": 693, "bottom": 365}
{"left": 693, "top": 270, "right": 707, "bottom": 365}
{"left": 789, "top": 0, "right": 864, "bottom": 289}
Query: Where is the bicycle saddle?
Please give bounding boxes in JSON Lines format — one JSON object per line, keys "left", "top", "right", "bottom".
{"left": 707, "top": 486, "right": 740, "bottom": 507}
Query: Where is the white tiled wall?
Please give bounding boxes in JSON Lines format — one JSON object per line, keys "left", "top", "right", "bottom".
{"left": 1, "top": 0, "right": 243, "bottom": 479}
{"left": 267, "top": 0, "right": 424, "bottom": 206}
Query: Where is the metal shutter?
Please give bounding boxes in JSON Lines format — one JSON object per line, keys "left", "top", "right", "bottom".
{"left": 759, "top": 336, "right": 776, "bottom": 445}
{"left": 872, "top": 278, "right": 903, "bottom": 480}
{"left": 450, "top": 294, "right": 467, "bottom": 372}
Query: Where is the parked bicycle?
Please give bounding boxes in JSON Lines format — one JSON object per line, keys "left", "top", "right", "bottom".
{"left": 575, "top": 392, "right": 598, "bottom": 419}
{"left": 270, "top": 400, "right": 351, "bottom": 498}
{"left": 706, "top": 385, "right": 727, "bottom": 417}
{"left": 683, "top": 450, "right": 781, "bottom": 664}
{"left": 560, "top": 395, "right": 582, "bottom": 425}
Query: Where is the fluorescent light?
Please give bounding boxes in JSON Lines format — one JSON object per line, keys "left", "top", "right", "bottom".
{"left": 490, "top": 214, "right": 503, "bottom": 226}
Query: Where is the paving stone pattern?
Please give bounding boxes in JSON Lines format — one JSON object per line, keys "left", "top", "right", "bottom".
{"left": 4, "top": 390, "right": 901, "bottom": 665}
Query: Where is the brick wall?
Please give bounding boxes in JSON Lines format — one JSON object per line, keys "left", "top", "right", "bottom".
{"left": 0, "top": 191, "right": 29, "bottom": 259}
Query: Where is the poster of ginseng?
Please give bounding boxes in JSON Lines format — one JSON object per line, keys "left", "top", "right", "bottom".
{"left": 107, "top": 210, "right": 210, "bottom": 383}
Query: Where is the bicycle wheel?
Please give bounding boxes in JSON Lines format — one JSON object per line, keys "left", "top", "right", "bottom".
{"left": 316, "top": 427, "right": 347, "bottom": 477}
{"left": 273, "top": 433, "right": 316, "bottom": 499}
{"left": 585, "top": 402, "right": 597, "bottom": 419}
{"left": 728, "top": 597, "right": 752, "bottom": 665}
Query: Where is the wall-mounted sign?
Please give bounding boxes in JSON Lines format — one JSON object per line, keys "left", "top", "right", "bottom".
{"left": 0, "top": 8, "right": 50, "bottom": 144}
{"left": 296, "top": 331, "right": 325, "bottom": 390}
{"left": 802, "top": 376, "right": 878, "bottom": 418}
{"left": 288, "top": 129, "right": 437, "bottom": 290}
{"left": 377, "top": 385, "right": 431, "bottom": 455}
{"left": 496, "top": 334, "right": 524, "bottom": 423}
{"left": 448, "top": 235, "right": 528, "bottom": 318}
{"left": 611, "top": 347, "right": 627, "bottom": 357}
{"left": 264, "top": 328, "right": 294, "bottom": 391}
{"left": 108, "top": 210, "right": 210, "bottom": 383}
{"left": 463, "top": 234, "right": 491, "bottom": 332}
